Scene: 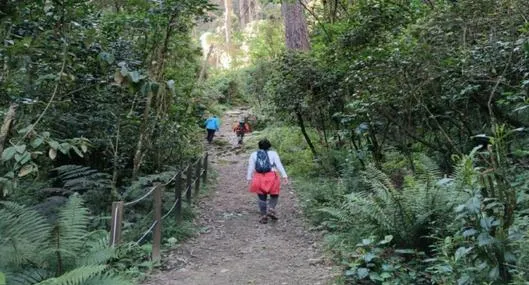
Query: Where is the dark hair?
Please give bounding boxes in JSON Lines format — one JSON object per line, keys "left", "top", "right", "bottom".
{"left": 258, "top": 138, "right": 271, "bottom": 150}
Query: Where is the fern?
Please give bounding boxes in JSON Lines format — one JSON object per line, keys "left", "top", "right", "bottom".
{"left": 47, "top": 165, "right": 113, "bottom": 214}
{"left": 0, "top": 202, "right": 51, "bottom": 267}
{"left": 43, "top": 195, "right": 91, "bottom": 272}
{"left": 4, "top": 268, "right": 52, "bottom": 285}
{"left": 76, "top": 236, "right": 115, "bottom": 267}
{"left": 0, "top": 196, "right": 132, "bottom": 285}
{"left": 82, "top": 274, "right": 132, "bottom": 285}
{"left": 51, "top": 165, "right": 111, "bottom": 194}
{"left": 333, "top": 162, "right": 467, "bottom": 249}
{"left": 35, "top": 265, "right": 106, "bottom": 285}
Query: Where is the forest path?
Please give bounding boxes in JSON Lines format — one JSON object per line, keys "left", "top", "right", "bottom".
{"left": 143, "top": 108, "right": 335, "bottom": 285}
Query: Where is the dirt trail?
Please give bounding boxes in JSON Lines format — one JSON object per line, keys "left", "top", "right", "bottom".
{"left": 144, "top": 109, "right": 335, "bottom": 285}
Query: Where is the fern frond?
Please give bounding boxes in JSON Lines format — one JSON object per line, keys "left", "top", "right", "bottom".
{"left": 76, "top": 237, "right": 115, "bottom": 267}
{"left": 317, "top": 207, "right": 351, "bottom": 224}
{"left": 345, "top": 191, "right": 393, "bottom": 232}
{"left": 363, "top": 164, "right": 396, "bottom": 193}
{"left": 4, "top": 268, "right": 52, "bottom": 285}
{"left": 0, "top": 202, "right": 51, "bottom": 267}
{"left": 45, "top": 195, "right": 90, "bottom": 269}
{"left": 83, "top": 274, "right": 132, "bottom": 285}
{"left": 50, "top": 165, "right": 112, "bottom": 194}
{"left": 35, "top": 265, "right": 106, "bottom": 285}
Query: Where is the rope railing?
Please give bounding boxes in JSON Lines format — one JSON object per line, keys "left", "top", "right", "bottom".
{"left": 162, "top": 198, "right": 180, "bottom": 220}
{"left": 136, "top": 220, "right": 158, "bottom": 244}
{"left": 122, "top": 155, "right": 205, "bottom": 207}
{"left": 109, "top": 152, "right": 209, "bottom": 262}
{"left": 123, "top": 186, "right": 157, "bottom": 207}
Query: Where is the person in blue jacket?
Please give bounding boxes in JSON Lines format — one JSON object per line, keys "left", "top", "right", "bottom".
{"left": 204, "top": 115, "right": 220, "bottom": 143}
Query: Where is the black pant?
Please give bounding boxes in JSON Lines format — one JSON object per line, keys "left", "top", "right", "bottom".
{"left": 257, "top": 194, "right": 279, "bottom": 201}
{"left": 257, "top": 194, "right": 279, "bottom": 215}
{"left": 206, "top": 129, "right": 216, "bottom": 143}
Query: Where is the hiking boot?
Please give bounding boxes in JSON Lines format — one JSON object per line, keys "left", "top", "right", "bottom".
{"left": 267, "top": 209, "right": 278, "bottom": 220}
{"left": 259, "top": 215, "right": 268, "bottom": 224}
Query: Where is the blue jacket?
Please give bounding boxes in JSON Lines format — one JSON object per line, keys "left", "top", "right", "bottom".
{"left": 205, "top": 116, "right": 220, "bottom": 131}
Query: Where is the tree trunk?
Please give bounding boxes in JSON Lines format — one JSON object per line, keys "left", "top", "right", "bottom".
{"left": 0, "top": 103, "right": 16, "bottom": 155}
{"left": 240, "top": 0, "right": 249, "bottom": 28}
{"left": 199, "top": 45, "right": 215, "bottom": 82}
{"left": 132, "top": 92, "right": 152, "bottom": 180}
{"left": 282, "top": 0, "right": 310, "bottom": 51}
{"left": 249, "top": 0, "right": 257, "bottom": 22}
{"left": 296, "top": 111, "right": 318, "bottom": 157}
{"left": 224, "top": 0, "right": 232, "bottom": 44}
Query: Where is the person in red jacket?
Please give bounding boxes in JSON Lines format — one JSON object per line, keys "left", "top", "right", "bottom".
{"left": 233, "top": 119, "right": 251, "bottom": 145}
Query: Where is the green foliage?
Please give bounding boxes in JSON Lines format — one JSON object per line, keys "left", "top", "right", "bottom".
{"left": 0, "top": 195, "right": 130, "bottom": 285}
{"left": 47, "top": 165, "right": 113, "bottom": 213}
{"left": 343, "top": 236, "right": 428, "bottom": 285}
{"left": 245, "top": 17, "right": 285, "bottom": 63}
{"left": 321, "top": 162, "right": 464, "bottom": 250}
{"left": 244, "top": 0, "right": 529, "bottom": 283}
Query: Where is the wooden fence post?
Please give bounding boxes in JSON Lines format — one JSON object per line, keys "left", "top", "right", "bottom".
{"left": 186, "top": 164, "right": 193, "bottom": 203}
{"left": 175, "top": 172, "right": 183, "bottom": 221}
{"left": 152, "top": 184, "right": 163, "bottom": 263}
{"left": 194, "top": 158, "right": 201, "bottom": 196}
{"left": 109, "top": 201, "right": 124, "bottom": 247}
{"left": 202, "top": 153, "right": 208, "bottom": 184}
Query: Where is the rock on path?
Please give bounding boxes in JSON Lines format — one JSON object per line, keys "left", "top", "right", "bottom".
{"left": 143, "top": 109, "right": 335, "bottom": 285}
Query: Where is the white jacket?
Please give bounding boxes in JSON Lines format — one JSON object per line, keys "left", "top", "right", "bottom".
{"left": 247, "top": 150, "right": 288, "bottom": 180}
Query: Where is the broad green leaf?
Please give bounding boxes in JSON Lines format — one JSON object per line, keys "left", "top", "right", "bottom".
{"left": 120, "top": 65, "right": 128, "bottom": 76}
{"left": 19, "top": 152, "right": 31, "bottom": 165}
{"left": 363, "top": 252, "right": 376, "bottom": 262}
{"left": 58, "top": 142, "right": 70, "bottom": 154}
{"left": 462, "top": 229, "right": 477, "bottom": 237}
{"left": 455, "top": 246, "right": 472, "bottom": 262}
{"left": 48, "top": 140, "right": 60, "bottom": 150}
{"left": 1, "top": 147, "right": 16, "bottom": 161}
{"left": 18, "top": 164, "right": 34, "bottom": 177}
{"left": 15, "top": 144, "right": 26, "bottom": 154}
{"left": 31, "top": 137, "right": 44, "bottom": 148}
{"left": 98, "top": 52, "right": 115, "bottom": 64}
{"left": 357, "top": 267, "right": 369, "bottom": 279}
{"left": 17, "top": 125, "right": 33, "bottom": 134}
{"left": 477, "top": 233, "right": 494, "bottom": 247}
{"left": 378, "top": 235, "right": 393, "bottom": 245}
{"left": 49, "top": 148, "right": 57, "bottom": 160}
{"left": 0, "top": 272, "right": 5, "bottom": 285}
{"left": 129, "top": 71, "right": 145, "bottom": 83}
{"left": 72, "top": 146, "right": 84, "bottom": 158}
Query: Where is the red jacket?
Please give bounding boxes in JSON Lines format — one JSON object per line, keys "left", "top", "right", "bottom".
{"left": 233, "top": 123, "right": 251, "bottom": 133}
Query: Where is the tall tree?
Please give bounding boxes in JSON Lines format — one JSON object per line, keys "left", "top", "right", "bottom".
{"left": 224, "top": 0, "right": 233, "bottom": 44}
{"left": 240, "top": 0, "right": 249, "bottom": 28}
{"left": 281, "top": 0, "right": 315, "bottom": 156}
{"left": 281, "top": 0, "right": 310, "bottom": 51}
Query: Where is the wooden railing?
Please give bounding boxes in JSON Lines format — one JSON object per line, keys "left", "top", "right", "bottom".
{"left": 109, "top": 153, "right": 209, "bottom": 262}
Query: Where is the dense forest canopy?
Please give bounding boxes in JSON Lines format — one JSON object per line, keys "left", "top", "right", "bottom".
{"left": 1, "top": 0, "right": 529, "bottom": 284}
{"left": 0, "top": 0, "right": 215, "bottom": 284}
{"left": 218, "top": 0, "right": 529, "bottom": 284}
